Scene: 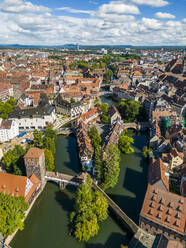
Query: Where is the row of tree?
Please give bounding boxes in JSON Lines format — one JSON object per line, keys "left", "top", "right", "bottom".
{"left": 88, "top": 126, "right": 121, "bottom": 190}
{"left": 33, "top": 127, "right": 57, "bottom": 171}
{"left": 70, "top": 175, "right": 108, "bottom": 242}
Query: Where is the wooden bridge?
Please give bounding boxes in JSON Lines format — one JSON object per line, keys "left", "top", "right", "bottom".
{"left": 92, "top": 181, "right": 139, "bottom": 234}
{"left": 45, "top": 171, "right": 84, "bottom": 187}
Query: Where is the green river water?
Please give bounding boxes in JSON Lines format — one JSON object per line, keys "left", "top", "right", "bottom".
{"left": 11, "top": 133, "right": 148, "bottom": 248}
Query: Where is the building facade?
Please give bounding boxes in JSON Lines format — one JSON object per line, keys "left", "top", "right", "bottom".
{"left": 0, "top": 119, "right": 19, "bottom": 142}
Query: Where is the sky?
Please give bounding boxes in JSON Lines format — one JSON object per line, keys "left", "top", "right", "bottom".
{"left": 0, "top": 0, "right": 186, "bottom": 46}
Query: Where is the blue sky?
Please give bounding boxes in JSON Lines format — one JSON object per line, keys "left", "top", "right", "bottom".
{"left": 0, "top": 0, "right": 185, "bottom": 45}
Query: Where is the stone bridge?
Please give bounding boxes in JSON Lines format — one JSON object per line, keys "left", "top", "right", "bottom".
{"left": 92, "top": 181, "right": 139, "bottom": 234}
{"left": 99, "top": 91, "right": 112, "bottom": 96}
{"left": 45, "top": 171, "right": 85, "bottom": 187}
{"left": 57, "top": 128, "right": 75, "bottom": 135}
{"left": 123, "top": 122, "right": 149, "bottom": 130}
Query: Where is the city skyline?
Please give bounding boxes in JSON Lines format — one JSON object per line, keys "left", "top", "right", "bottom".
{"left": 0, "top": 0, "right": 186, "bottom": 46}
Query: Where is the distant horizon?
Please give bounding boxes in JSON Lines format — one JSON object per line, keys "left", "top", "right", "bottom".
{"left": 0, "top": 43, "right": 186, "bottom": 48}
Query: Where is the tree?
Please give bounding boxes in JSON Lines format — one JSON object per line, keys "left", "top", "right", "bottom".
{"left": 88, "top": 126, "right": 101, "bottom": 148}
{"left": 94, "top": 145, "right": 103, "bottom": 183}
{"left": 97, "top": 103, "right": 109, "bottom": 114}
{"left": 33, "top": 129, "right": 43, "bottom": 148}
{"left": 0, "top": 98, "right": 16, "bottom": 119}
{"left": 119, "top": 134, "right": 134, "bottom": 154}
{"left": 45, "top": 127, "right": 57, "bottom": 139}
{"left": 44, "top": 149, "right": 55, "bottom": 171}
{"left": 101, "top": 114, "right": 109, "bottom": 124}
{"left": 2, "top": 145, "right": 26, "bottom": 175}
{"left": 143, "top": 146, "right": 151, "bottom": 159}
{"left": 70, "top": 175, "right": 108, "bottom": 242}
{"left": 118, "top": 99, "right": 141, "bottom": 123}
{"left": 105, "top": 69, "right": 113, "bottom": 84}
{"left": 0, "top": 193, "right": 28, "bottom": 237}
{"left": 93, "top": 191, "right": 108, "bottom": 221}
{"left": 102, "top": 144, "right": 120, "bottom": 190}
{"left": 44, "top": 137, "right": 56, "bottom": 155}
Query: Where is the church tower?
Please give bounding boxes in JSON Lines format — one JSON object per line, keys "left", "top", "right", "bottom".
{"left": 24, "top": 147, "right": 46, "bottom": 188}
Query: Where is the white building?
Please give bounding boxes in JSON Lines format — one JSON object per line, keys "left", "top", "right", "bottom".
{"left": 0, "top": 119, "right": 19, "bottom": 142}
{"left": 9, "top": 105, "right": 56, "bottom": 131}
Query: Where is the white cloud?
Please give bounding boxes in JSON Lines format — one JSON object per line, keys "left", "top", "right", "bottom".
{"left": 0, "top": 0, "right": 50, "bottom": 13}
{"left": 155, "top": 12, "right": 175, "bottom": 19}
{"left": 57, "top": 7, "right": 92, "bottom": 15}
{"left": 0, "top": 0, "right": 185, "bottom": 46}
{"left": 97, "top": 1, "right": 140, "bottom": 15}
{"left": 130, "top": 0, "right": 169, "bottom": 7}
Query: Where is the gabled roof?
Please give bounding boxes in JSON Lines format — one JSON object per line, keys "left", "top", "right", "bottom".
{"left": 0, "top": 172, "right": 40, "bottom": 202}
{"left": 148, "top": 158, "right": 169, "bottom": 191}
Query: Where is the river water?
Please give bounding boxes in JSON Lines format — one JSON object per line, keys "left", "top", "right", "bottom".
{"left": 11, "top": 96, "right": 148, "bottom": 248}
{"left": 11, "top": 133, "right": 148, "bottom": 248}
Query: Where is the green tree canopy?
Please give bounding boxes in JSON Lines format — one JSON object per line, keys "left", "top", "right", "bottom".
{"left": 94, "top": 145, "right": 103, "bottom": 183}
{"left": 44, "top": 137, "right": 56, "bottom": 155}
{"left": 44, "top": 149, "right": 55, "bottom": 171}
{"left": 0, "top": 193, "right": 28, "bottom": 237}
{"left": 70, "top": 175, "right": 108, "bottom": 242}
{"left": 33, "top": 129, "right": 43, "bottom": 148}
{"left": 102, "top": 144, "right": 120, "bottom": 190}
{"left": 118, "top": 133, "right": 134, "bottom": 154}
{"left": 143, "top": 146, "right": 151, "bottom": 159}
{"left": 2, "top": 145, "right": 27, "bottom": 175}
{"left": 88, "top": 126, "right": 102, "bottom": 148}
{"left": 45, "top": 127, "right": 57, "bottom": 139}
{"left": 0, "top": 98, "right": 16, "bottom": 119}
{"left": 105, "top": 69, "right": 113, "bottom": 83}
{"left": 101, "top": 114, "right": 109, "bottom": 124}
{"left": 118, "top": 99, "right": 141, "bottom": 123}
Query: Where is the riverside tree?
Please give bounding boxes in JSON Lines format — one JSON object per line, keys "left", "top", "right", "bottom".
{"left": 0, "top": 193, "right": 28, "bottom": 237}
{"left": 70, "top": 175, "right": 108, "bottom": 242}
{"left": 94, "top": 145, "right": 103, "bottom": 183}
{"left": 143, "top": 146, "right": 151, "bottom": 160}
{"left": 118, "top": 99, "right": 141, "bottom": 123}
{"left": 44, "top": 137, "right": 56, "bottom": 155}
{"left": 88, "top": 125, "right": 101, "bottom": 148}
{"left": 44, "top": 148, "right": 55, "bottom": 171}
{"left": 118, "top": 133, "right": 134, "bottom": 154}
{"left": 102, "top": 144, "right": 120, "bottom": 190}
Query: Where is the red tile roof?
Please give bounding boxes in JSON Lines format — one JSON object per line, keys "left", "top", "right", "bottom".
{"left": 140, "top": 184, "right": 186, "bottom": 235}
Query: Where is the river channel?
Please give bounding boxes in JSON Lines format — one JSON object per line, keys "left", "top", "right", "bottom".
{"left": 11, "top": 133, "right": 148, "bottom": 248}
{"left": 11, "top": 97, "right": 148, "bottom": 248}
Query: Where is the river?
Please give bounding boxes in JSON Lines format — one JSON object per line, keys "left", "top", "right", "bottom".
{"left": 11, "top": 96, "right": 148, "bottom": 248}
{"left": 11, "top": 132, "right": 148, "bottom": 248}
